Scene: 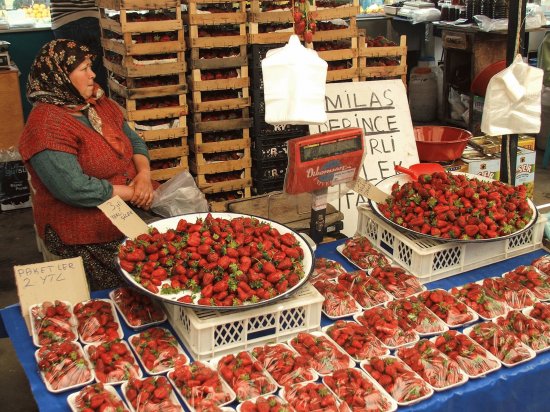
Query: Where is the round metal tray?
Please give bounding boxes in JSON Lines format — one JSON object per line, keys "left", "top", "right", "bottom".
{"left": 368, "top": 172, "right": 538, "bottom": 243}
{"left": 117, "top": 212, "right": 314, "bottom": 310}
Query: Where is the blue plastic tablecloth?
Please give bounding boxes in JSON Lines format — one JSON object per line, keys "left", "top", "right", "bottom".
{"left": 1, "top": 240, "right": 549, "bottom": 412}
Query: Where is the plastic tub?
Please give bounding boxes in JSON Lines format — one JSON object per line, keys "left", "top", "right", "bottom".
{"left": 414, "top": 126, "right": 472, "bottom": 162}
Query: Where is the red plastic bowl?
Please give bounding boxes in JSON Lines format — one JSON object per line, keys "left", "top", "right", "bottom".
{"left": 471, "top": 60, "right": 506, "bottom": 97}
{"left": 414, "top": 126, "right": 472, "bottom": 162}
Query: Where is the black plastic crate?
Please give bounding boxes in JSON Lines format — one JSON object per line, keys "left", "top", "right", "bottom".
{"left": 252, "top": 135, "right": 295, "bottom": 162}
{"left": 252, "top": 115, "right": 309, "bottom": 138}
{"left": 250, "top": 43, "right": 286, "bottom": 71}
{"left": 250, "top": 67, "right": 264, "bottom": 92}
{"left": 252, "top": 177, "right": 285, "bottom": 195}
{"left": 252, "top": 158, "right": 288, "bottom": 181}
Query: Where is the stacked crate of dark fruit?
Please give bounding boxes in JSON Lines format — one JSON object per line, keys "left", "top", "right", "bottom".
{"left": 98, "top": 0, "right": 188, "bottom": 181}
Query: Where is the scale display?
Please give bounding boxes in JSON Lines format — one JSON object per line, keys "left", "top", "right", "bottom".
{"left": 285, "top": 128, "right": 365, "bottom": 195}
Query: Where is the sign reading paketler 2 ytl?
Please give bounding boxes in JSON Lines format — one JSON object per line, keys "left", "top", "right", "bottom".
{"left": 309, "top": 80, "right": 418, "bottom": 236}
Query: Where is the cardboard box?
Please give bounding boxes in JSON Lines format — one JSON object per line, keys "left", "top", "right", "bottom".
{"left": 460, "top": 147, "right": 536, "bottom": 198}
{"left": 0, "top": 160, "right": 31, "bottom": 211}
{"left": 516, "top": 147, "right": 536, "bottom": 198}
{"left": 443, "top": 159, "right": 469, "bottom": 173}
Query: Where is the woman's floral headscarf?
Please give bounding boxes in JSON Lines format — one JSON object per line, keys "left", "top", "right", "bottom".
{"left": 26, "top": 39, "right": 105, "bottom": 135}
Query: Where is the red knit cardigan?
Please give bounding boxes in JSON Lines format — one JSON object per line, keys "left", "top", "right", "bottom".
{"left": 19, "top": 98, "right": 136, "bottom": 245}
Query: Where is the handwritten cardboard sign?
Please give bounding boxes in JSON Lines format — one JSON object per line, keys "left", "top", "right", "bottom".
{"left": 97, "top": 195, "right": 149, "bottom": 240}
{"left": 14, "top": 257, "right": 90, "bottom": 334}
{"left": 310, "top": 80, "right": 418, "bottom": 235}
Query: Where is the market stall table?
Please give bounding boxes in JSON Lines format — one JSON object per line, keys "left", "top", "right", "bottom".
{"left": 1, "top": 239, "right": 549, "bottom": 412}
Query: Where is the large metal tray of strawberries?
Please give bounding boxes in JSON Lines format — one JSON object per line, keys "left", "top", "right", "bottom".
{"left": 368, "top": 172, "right": 538, "bottom": 243}
{"left": 117, "top": 212, "right": 314, "bottom": 310}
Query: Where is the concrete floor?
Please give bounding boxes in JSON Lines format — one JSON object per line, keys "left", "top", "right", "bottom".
{"left": 0, "top": 149, "right": 549, "bottom": 412}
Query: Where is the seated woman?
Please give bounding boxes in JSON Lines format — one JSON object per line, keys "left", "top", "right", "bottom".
{"left": 19, "top": 39, "right": 158, "bottom": 291}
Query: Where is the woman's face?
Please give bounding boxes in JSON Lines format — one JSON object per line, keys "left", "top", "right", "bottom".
{"left": 69, "top": 57, "right": 96, "bottom": 99}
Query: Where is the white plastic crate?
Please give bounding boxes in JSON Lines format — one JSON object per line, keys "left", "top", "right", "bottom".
{"left": 164, "top": 282, "right": 324, "bottom": 360}
{"left": 356, "top": 205, "right": 546, "bottom": 283}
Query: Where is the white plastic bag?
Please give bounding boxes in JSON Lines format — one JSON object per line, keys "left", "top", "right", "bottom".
{"left": 151, "top": 171, "right": 208, "bottom": 217}
{"left": 262, "top": 35, "right": 328, "bottom": 125}
{"left": 481, "top": 54, "right": 544, "bottom": 135}
{"left": 410, "top": 8, "right": 441, "bottom": 24}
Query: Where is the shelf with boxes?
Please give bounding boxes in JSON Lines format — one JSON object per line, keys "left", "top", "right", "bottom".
{"left": 358, "top": 33, "right": 407, "bottom": 83}
{"left": 98, "top": 0, "right": 189, "bottom": 182}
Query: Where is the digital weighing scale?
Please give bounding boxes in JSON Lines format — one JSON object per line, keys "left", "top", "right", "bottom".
{"left": 285, "top": 128, "right": 365, "bottom": 243}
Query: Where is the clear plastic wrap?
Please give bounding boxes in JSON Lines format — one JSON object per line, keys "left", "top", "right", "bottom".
{"left": 354, "top": 306, "right": 419, "bottom": 349}
{"left": 129, "top": 327, "right": 188, "bottom": 375}
{"left": 122, "top": 376, "right": 183, "bottom": 412}
{"left": 361, "top": 356, "right": 433, "bottom": 405}
{"left": 68, "top": 382, "right": 130, "bottom": 412}
{"left": 215, "top": 351, "right": 277, "bottom": 402}
{"left": 35, "top": 341, "right": 93, "bottom": 393}
{"left": 531, "top": 255, "right": 550, "bottom": 277}
{"left": 396, "top": 340, "right": 468, "bottom": 390}
{"left": 323, "top": 320, "right": 389, "bottom": 361}
{"left": 465, "top": 321, "right": 535, "bottom": 366}
{"left": 449, "top": 282, "right": 509, "bottom": 320}
{"left": 30, "top": 300, "right": 77, "bottom": 347}
{"left": 432, "top": 331, "right": 501, "bottom": 378}
{"left": 338, "top": 271, "right": 393, "bottom": 309}
{"left": 73, "top": 299, "right": 123, "bottom": 344}
{"left": 418, "top": 289, "right": 478, "bottom": 328}
{"left": 338, "top": 237, "right": 390, "bottom": 271}
{"left": 85, "top": 339, "right": 142, "bottom": 384}
{"left": 237, "top": 395, "right": 293, "bottom": 412}
{"left": 323, "top": 368, "right": 397, "bottom": 412}
{"left": 503, "top": 265, "right": 550, "bottom": 301}
{"left": 369, "top": 266, "right": 426, "bottom": 299}
{"left": 168, "top": 359, "right": 235, "bottom": 411}
{"left": 110, "top": 287, "right": 167, "bottom": 329}
{"left": 312, "top": 279, "right": 362, "bottom": 319}
{"left": 311, "top": 257, "right": 347, "bottom": 283}
{"left": 387, "top": 296, "right": 449, "bottom": 336}
{"left": 482, "top": 277, "right": 539, "bottom": 309}
{"left": 250, "top": 343, "right": 317, "bottom": 388}
{"left": 288, "top": 332, "right": 354, "bottom": 376}
{"left": 280, "top": 382, "right": 343, "bottom": 412}
{"left": 525, "top": 302, "right": 550, "bottom": 325}
{"left": 494, "top": 310, "right": 550, "bottom": 353}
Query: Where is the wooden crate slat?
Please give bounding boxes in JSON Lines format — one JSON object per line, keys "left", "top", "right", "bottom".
{"left": 193, "top": 118, "right": 252, "bottom": 132}
{"left": 326, "top": 66, "right": 359, "bottom": 82}
{"left": 102, "top": 38, "right": 184, "bottom": 55}
{"left": 100, "top": 16, "right": 183, "bottom": 34}
{"left": 196, "top": 170, "right": 252, "bottom": 193}
{"left": 188, "top": 35, "right": 247, "bottom": 48}
{"left": 311, "top": 5, "right": 360, "bottom": 20}
{"left": 247, "top": 26, "right": 293, "bottom": 45}
{"left": 310, "top": 26, "right": 358, "bottom": 42}
{"left": 108, "top": 78, "right": 187, "bottom": 99}
{"left": 184, "top": 12, "right": 247, "bottom": 26}
{"left": 247, "top": 10, "right": 294, "bottom": 24}
{"left": 104, "top": 58, "right": 186, "bottom": 77}
{"left": 193, "top": 96, "right": 251, "bottom": 113}
{"left": 359, "top": 35, "right": 407, "bottom": 58}
{"left": 149, "top": 145, "right": 189, "bottom": 160}
{"left": 316, "top": 47, "right": 358, "bottom": 62}
{"left": 190, "top": 153, "right": 251, "bottom": 174}
{"left": 137, "top": 126, "right": 188, "bottom": 141}
{"left": 151, "top": 164, "right": 189, "bottom": 181}
{"left": 189, "top": 76, "right": 250, "bottom": 92}
{"left": 183, "top": 0, "right": 240, "bottom": 3}
{"left": 190, "top": 130, "right": 250, "bottom": 153}
{"left": 98, "top": 0, "right": 180, "bottom": 10}
{"left": 359, "top": 65, "right": 407, "bottom": 78}
{"left": 208, "top": 186, "right": 251, "bottom": 211}
{"left": 188, "top": 54, "right": 248, "bottom": 70}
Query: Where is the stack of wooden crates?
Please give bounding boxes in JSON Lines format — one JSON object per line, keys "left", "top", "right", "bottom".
{"left": 96, "top": 1, "right": 408, "bottom": 207}
{"left": 184, "top": 0, "right": 252, "bottom": 211}
{"left": 98, "top": 0, "right": 189, "bottom": 182}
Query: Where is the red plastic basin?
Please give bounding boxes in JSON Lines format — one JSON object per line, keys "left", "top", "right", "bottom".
{"left": 414, "top": 126, "right": 472, "bottom": 162}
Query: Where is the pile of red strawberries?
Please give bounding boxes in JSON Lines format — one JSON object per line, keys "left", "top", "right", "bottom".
{"left": 378, "top": 171, "right": 533, "bottom": 239}
{"left": 118, "top": 214, "right": 306, "bottom": 307}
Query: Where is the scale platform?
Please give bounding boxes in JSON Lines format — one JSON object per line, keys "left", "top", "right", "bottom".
{"left": 226, "top": 192, "right": 345, "bottom": 238}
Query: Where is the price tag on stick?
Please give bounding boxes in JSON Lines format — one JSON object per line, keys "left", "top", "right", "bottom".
{"left": 350, "top": 176, "right": 390, "bottom": 204}
{"left": 97, "top": 195, "right": 150, "bottom": 240}
{"left": 14, "top": 257, "right": 90, "bottom": 334}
